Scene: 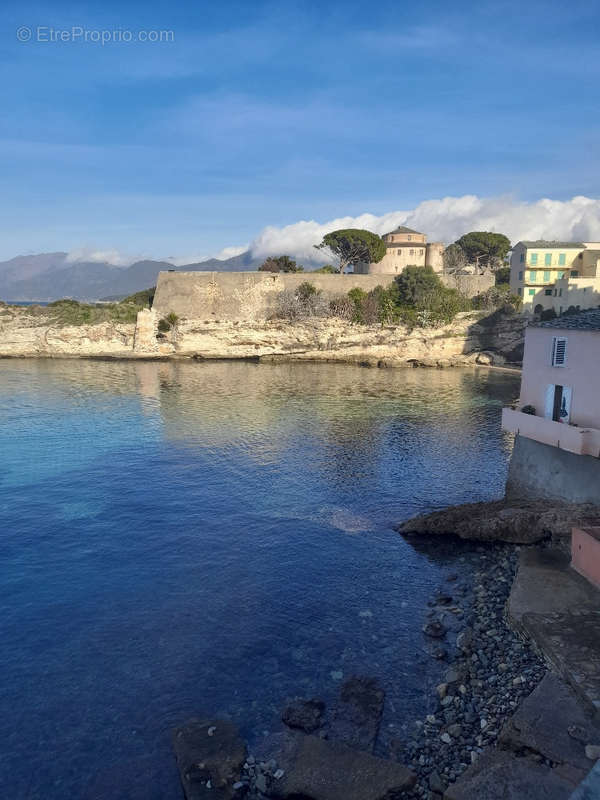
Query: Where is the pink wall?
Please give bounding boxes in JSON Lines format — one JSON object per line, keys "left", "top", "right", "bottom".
{"left": 519, "top": 327, "right": 600, "bottom": 429}
{"left": 572, "top": 527, "right": 600, "bottom": 590}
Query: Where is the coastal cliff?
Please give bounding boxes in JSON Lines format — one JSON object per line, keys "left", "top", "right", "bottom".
{"left": 0, "top": 305, "right": 526, "bottom": 366}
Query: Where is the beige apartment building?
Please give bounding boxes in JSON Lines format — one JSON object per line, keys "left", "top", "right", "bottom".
{"left": 354, "top": 226, "right": 445, "bottom": 275}
{"left": 510, "top": 240, "right": 600, "bottom": 314}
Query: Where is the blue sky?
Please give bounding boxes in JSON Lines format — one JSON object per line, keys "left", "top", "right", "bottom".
{"left": 1, "top": 0, "right": 599, "bottom": 261}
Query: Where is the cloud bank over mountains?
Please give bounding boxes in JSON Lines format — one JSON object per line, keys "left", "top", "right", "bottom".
{"left": 57, "top": 194, "right": 600, "bottom": 269}
{"left": 246, "top": 195, "right": 600, "bottom": 264}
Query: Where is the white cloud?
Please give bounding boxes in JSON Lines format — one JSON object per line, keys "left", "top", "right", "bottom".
{"left": 62, "top": 195, "right": 600, "bottom": 270}
{"left": 246, "top": 195, "right": 600, "bottom": 264}
{"left": 165, "top": 245, "right": 248, "bottom": 266}
{"left": 66, "top": 247, "right": 136, "bottom": 267}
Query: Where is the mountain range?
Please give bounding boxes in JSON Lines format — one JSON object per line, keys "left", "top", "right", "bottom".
{"left": 0, "top": 250, "right": 264, "bottom": 302}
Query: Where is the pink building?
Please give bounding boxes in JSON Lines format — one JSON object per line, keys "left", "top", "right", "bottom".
{"left": 502, "top": 311, "right": 600, "bottom": 457}
{"left": 502, "top": 310, "right": 600, "bottom": 505}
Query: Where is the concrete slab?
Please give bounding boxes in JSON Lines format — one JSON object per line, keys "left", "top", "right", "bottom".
{"left": 444, "top": 748, "right": 576, "bottom": 800}
{"left": 508, "top": 549, "right": 599, "bottom": 632}
{"left": 269, "top": 732, "right": 415, "bottom": 800}
{"left": 569, "top": 760, "right": 600, "bottom": 799}
{"left": 507, "top": 549, "right": 600, "bottom": 710}
{"left": 499, "top": 673, "right": 600, "bottom": 779}
{"left": 522, "top": 610, "right": 600, "bottom": 711}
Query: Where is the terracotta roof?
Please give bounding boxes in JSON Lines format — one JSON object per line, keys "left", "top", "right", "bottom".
{"left": 519, "top": 240, "right": 584, "bottom": 249}
{"left": 387, "top": 225, "right": 423, "bottom": 235}
{"left": 534, "top": 309, "right": 600, "bottom": 331}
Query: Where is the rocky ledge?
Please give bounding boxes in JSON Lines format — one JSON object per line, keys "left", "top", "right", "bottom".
{"left": 0, "top": 307, "right": 525, "bottom": 366}
{"left": 398, "top": 499, "right": 600, "bottom": 547}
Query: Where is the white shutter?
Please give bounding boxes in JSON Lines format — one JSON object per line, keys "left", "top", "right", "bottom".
{"left": 552, "top": 336, "right": 567, "bottom": 367}
{"left": 544, "top": 385, "right": 555, "bottom": 419}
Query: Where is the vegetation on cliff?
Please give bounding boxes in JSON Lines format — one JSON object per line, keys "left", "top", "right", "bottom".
{"left": 13, "top": 294, "right": 152, "bottom": 326}
{"left": 258, "top": 255, "right": 304, "bottom": 273}
{"left": 272, "top": 267, "right": 521, "bottom": 329}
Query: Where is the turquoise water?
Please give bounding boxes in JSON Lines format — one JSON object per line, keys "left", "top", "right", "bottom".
{"left": 0, "top": 359, "right": 519, "bottom": 799}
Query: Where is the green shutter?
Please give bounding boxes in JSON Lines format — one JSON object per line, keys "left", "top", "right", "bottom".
{"left": 545, "top": 253, "right": 552, "bottom": 266}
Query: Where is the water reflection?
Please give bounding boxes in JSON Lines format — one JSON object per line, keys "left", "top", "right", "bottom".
{"left": 0, "top": 359, "right": 519, "bottom": 799}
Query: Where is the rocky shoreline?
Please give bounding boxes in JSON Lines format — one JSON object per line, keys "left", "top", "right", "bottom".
{"left": 396, "top": 543, "right": 547, "bottom": 798}
{"left": 0, "top": 307, "right": 526, "bottom": 367}
{"left": 170, "top": 540, "right": 568, "bottom": 800}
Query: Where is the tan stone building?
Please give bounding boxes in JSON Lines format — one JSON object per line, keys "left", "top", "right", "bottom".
{"left": 354, "top": 226, "right": 445, "bottom": 275}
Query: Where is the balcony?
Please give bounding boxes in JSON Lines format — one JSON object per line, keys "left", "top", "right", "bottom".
{"left": 502, "top": 408, "right": 600, "bottom": 457}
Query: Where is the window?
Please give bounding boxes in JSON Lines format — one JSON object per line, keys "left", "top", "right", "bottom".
{"left": 419, "top": 249, "right": 424, "bottom": 255}
{"left": 544, "top": 289, "right": 553, "bottom": 296}
{"left": 518, "top": 288, "right": 523, "bottom": 295}
{"left": 530, "top": 253, "right": 538, "bottom": 265}
{"left": 543, "top": 270, "right": 551, "bottom": 281}
{"left": 518, "top": 271, "right": 523, "bottom": 280}
{"left": 545, "top": 253, "right": 552, "bottom": 266}
{"left": 557, "top": 271, "right": 564, "bottom": 279}
{"left": 520, "top": 253, "right": 525, "bottom": 263}
{"left": 545, "top": 383, "right": 572, "bottom": 422}
{"left": 409, "top": 249, "right": 414, "bottom": 256}
{"left": 558, "top": 253, "right": 566, "bottom": 266}
{"left": 559, "top": 288, "right": 563, "bottom": 297}
{"left": 407, "top": 235, "right": 412, "bottom": 241}
{"left": 571, "top": 270, "right": 579, "bottom": 277}
{"left": 528, "top": 288, "right": 536, "bottom": 296}
{"left": 551, "top": 337, "right": 567, "bottom": 367}
{"left": 529, "top": 271, "right": 536, "bottom": 282}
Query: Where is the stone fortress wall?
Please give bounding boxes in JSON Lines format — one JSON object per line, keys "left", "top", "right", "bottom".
{"left": 152, "top": 270, "right": 494, "bottom": 322}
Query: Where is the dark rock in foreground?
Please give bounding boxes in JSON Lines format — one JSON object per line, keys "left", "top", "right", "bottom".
{"left": 444, "top": 747, "right": 576, "bottom": 800}
{"left": 329, "top": 676, "right": 385, "bottom": 753}
{"left": 172, "top": 718, "right": 246, "bottom": 799}
{"left": 269, "top": 731, "right": 415, "bottom": 800}
{"left": 499, "top": 672, "right": 600, "bottom": 784}
{"left": 281, "top": 698, "right": 325, "bottom": 733}
{"left": 398, "top": 500, "right": 600, "bottom": 546}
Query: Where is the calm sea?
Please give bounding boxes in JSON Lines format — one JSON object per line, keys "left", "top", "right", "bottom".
{"left": 0, "top": 360, "right": 519, "bottom": 799}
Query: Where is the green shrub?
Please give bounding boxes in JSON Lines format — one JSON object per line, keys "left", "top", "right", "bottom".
{"left": 121, "top": 287, "right": 155, "bottom": 307}
{"left": 540, "top": 308, "right": 557, "bottom": 321}
{"left": 394, "top": 265, "right": 443, "bottom": 306}
{"left": 495, "top": 266, "right": 511, "bottom": 285}
{"left": 157, "top": 318, "right": 171, "bottom": 332}
{"left": 296, "top": 281, "right": 320, "bottom": 304}
{"left": 313, "top": 264, "right": 336, "bottom": 274}
{"left": 472, "top": 284, "right": 521, "bottom": 312}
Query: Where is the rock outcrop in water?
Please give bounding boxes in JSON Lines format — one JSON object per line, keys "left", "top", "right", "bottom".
{"left": 0, "top": 305, "right": 526, "bottom": 366}
{"left": 398, "top": 500, "right": 600, "bottom": 547}
{"left": 172, "top": 718, "right": 247, "bottom": 799}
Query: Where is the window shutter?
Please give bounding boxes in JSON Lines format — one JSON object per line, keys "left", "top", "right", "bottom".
{"left": 552, "top": 336, "right": 567, "bottom": 367}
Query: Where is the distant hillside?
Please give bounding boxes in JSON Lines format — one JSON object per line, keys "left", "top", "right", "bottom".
{"left": 0, "top": 250, "right": 265, "bottom": 302}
